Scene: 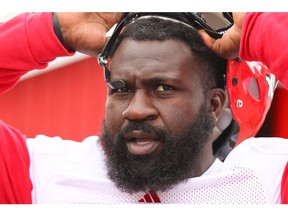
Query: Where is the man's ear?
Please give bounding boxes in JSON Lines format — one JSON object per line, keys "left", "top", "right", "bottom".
{"left": 208, "top": 88, "right": 227, "bottom": 122}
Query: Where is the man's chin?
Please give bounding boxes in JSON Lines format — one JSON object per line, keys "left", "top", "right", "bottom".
{"left": 101, "top": 103, "right": 214, "bottom": 193}
{"left": 105, "top": 151, "right": 190, "bottom": 194}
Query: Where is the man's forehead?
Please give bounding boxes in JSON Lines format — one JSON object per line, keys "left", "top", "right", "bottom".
{"left": 110, "top": 39, "right": 195, "bottom": 72}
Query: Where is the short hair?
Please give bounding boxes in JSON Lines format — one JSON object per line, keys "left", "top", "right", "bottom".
{"left": 110, "top": 16, "right": 227, "bottom": 93}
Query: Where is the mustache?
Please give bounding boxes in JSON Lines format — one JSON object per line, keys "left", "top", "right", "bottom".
{"left": 117, "top": 121, "right": 167, "bottom": 139}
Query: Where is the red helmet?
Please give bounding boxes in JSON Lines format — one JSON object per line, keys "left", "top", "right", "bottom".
{"left": 214, "top": 59, "right": 277, "bottom": 159}
{"left": 226, "top": 59, "right": 277, "bottom": 145}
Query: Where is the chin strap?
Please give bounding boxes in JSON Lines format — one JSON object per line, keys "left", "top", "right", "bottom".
{"left": 213, "top": 120, "right": 239, "bottom": 161}
{"left": 212, "top": 108, "right": 239, "bottom": 161}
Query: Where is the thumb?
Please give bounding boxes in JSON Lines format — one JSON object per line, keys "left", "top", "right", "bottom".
{"left": 198, "top": 29, "right": 215, "bottom": 49}
{"left": 199, "top": 29, "right": 240, "bottom": 59}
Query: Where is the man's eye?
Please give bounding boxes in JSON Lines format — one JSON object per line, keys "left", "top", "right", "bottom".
{"left": 118, "top": 87, "right": 130, "bottom": 93}
{"left": 112, "top": 87, "right": 131, "bottom": 94}
{"left": 155, "top": 85, "right": 174, "bottom": 92}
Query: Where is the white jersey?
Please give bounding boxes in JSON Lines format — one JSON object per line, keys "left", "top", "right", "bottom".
{"left": 26, "top": 135, "right": 288, "bottom": 204}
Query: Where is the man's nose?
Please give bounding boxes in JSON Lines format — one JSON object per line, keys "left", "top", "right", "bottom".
{"left": 122, "top": 90, "right": 158, "bottom": 121}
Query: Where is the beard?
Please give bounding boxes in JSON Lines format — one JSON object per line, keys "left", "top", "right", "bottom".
{"left": 100, "top": 102, "right": 214, "bottom": 194}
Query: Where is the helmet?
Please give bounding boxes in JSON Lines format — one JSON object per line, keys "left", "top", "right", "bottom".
{"left": 226, "top": 59, "right": 277, "bottom": 145}
{"left": 213, "top": 59, "right": 277, "bottom": 160}
{"left": 98, "top": 12, "right": 278, "bottom": 159}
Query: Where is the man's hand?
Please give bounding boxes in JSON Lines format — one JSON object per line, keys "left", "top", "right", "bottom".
{"left": 56, "top": 12, "right": 123, "bottom": 56}
{"left": 199, "top": 12, "right": 246, "bottom": 59}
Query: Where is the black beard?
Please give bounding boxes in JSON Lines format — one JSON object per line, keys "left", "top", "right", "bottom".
{"left": 100, "top": 102, "right": 214, "bottom": 194}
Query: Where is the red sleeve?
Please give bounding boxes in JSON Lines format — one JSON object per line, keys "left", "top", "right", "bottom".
{"left": 281, "top": 163, "right": 288, "bottom": 203}
{"left": 0, "top": 120, "right": 32, "bottom": 204}
{"left": 240, "top": 12, "right": 288, "bottom": 89}
{"left": 0, "top": 12, "right": 74, "bottom": 95}
{"left": 0, "top": 12, "right": 74, "bottom": 203}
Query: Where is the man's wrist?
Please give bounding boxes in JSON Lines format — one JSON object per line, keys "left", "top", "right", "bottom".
{"left": 52, "top": 12, "right": 74, "bottom": 52}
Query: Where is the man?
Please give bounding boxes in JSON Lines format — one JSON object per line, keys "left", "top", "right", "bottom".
{"left": 99, "top": 13, "right": 227, "bottom": 194}
{"left": 0, "top": 12, "right": 288, "bottom": 204}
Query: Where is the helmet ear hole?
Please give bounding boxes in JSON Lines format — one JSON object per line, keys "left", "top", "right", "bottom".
{"left": 248, "top": 78, "right": 260, "bottom": 100}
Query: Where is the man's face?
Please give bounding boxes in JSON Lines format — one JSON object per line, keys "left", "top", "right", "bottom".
{"left": 100, "top": 39, "right": 217, "bottom": 193}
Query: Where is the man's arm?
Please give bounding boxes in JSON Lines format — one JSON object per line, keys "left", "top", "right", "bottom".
{"left": 0, "top": 12, "right": 73, "bottom": 94}
{"left": 0, "top": 12, "right": 122, "bottom": 94}
{"left": 0, "top": 121, "right": 32, "bottom": 203}
{"left": 199, "top": 12, "right": 288, "bottom": 89}
{"left": 0, "top": 12, "right": 121, "bottom": 203}
{"left": 0, "top": 12, "right": 73, "bottom": 203}
{"left": 240, "top": 13, "right": 288, "bottom": 89}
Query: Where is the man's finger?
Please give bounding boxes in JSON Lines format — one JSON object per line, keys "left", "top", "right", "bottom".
{"left": 198, "top": 29, "right": 215, "bottom": 49}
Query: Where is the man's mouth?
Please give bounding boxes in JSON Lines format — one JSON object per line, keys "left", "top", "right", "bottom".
{"left": 124, "top": 130, "right": 160, "bottom": 155}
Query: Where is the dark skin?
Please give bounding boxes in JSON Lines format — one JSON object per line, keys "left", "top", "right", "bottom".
{"left": 56, "top": 12, "right": 123, "bottom": 55}
{"left": 104, "top": 39, "right": 227, "bottom": 176}
{"left": 55, "top": 12, "right": 228, "bottom": 177}
{"left": 199, "top": 12, "right": 245, "bottom": 59}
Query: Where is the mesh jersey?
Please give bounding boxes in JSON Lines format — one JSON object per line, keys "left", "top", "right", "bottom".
{"left": 27, "top": 135, "right": 288, "bottom": 204}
